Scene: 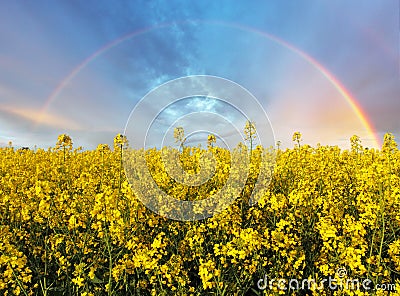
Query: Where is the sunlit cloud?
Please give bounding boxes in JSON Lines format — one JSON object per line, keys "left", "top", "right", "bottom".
{"left": 0, "top": 105, "right": 82, "bottom": 130}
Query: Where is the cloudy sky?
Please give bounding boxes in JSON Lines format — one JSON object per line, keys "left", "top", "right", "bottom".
{"left": 0, "top": 0, "right": 398, "bottom": 149}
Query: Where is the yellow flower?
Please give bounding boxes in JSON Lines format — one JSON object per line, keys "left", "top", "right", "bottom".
{"left": 72, "top": 276, "right": 84, "bottom": 287}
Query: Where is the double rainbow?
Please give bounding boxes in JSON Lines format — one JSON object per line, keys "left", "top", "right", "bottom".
{"left": 37, "top": 21, "right": 381, "bottom": 148}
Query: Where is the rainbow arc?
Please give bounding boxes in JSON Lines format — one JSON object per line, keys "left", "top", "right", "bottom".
{"left": 37, "top": 21, "right": 380, "bottom": 149}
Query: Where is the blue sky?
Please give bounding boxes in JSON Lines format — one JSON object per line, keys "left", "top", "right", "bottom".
{"left": 0, "top": 1, "right": 398, "bottom": 149}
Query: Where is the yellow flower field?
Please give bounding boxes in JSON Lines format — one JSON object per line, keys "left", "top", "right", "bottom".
{"left": 0, "top": 133, "right": 399, "bottom": 295}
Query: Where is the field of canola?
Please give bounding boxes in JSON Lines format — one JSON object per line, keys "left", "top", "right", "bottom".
{"left": 0, "top": 133, "right": 399, "bottom": 295}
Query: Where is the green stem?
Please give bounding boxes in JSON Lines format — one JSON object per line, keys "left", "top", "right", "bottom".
{"left": 376, "top": 182, "right": 386, "bottom": 285}
{"left": 376, "top": 212, "right": 385, "bottom": 284}
{"left": 9, "top": 264, "right": 29, "bottom": 296}
{"left": 118, "top": 144, "right": 123, "bottom": 196}
{"left": 366, "top": 226, "right": 376, "bottom": 279}
{"left": 107, "top": 234, "right": 113, "bottom": 296}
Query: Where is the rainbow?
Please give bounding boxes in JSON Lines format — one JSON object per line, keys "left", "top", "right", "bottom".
{"left": 38, "top": 24, "right": 166, "bottom": 119}
{"left": 37, "top": 20, "right": 381, "bottom": 148}
{"left": 225, "top": 22, "right": 381, "bottom": 148}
